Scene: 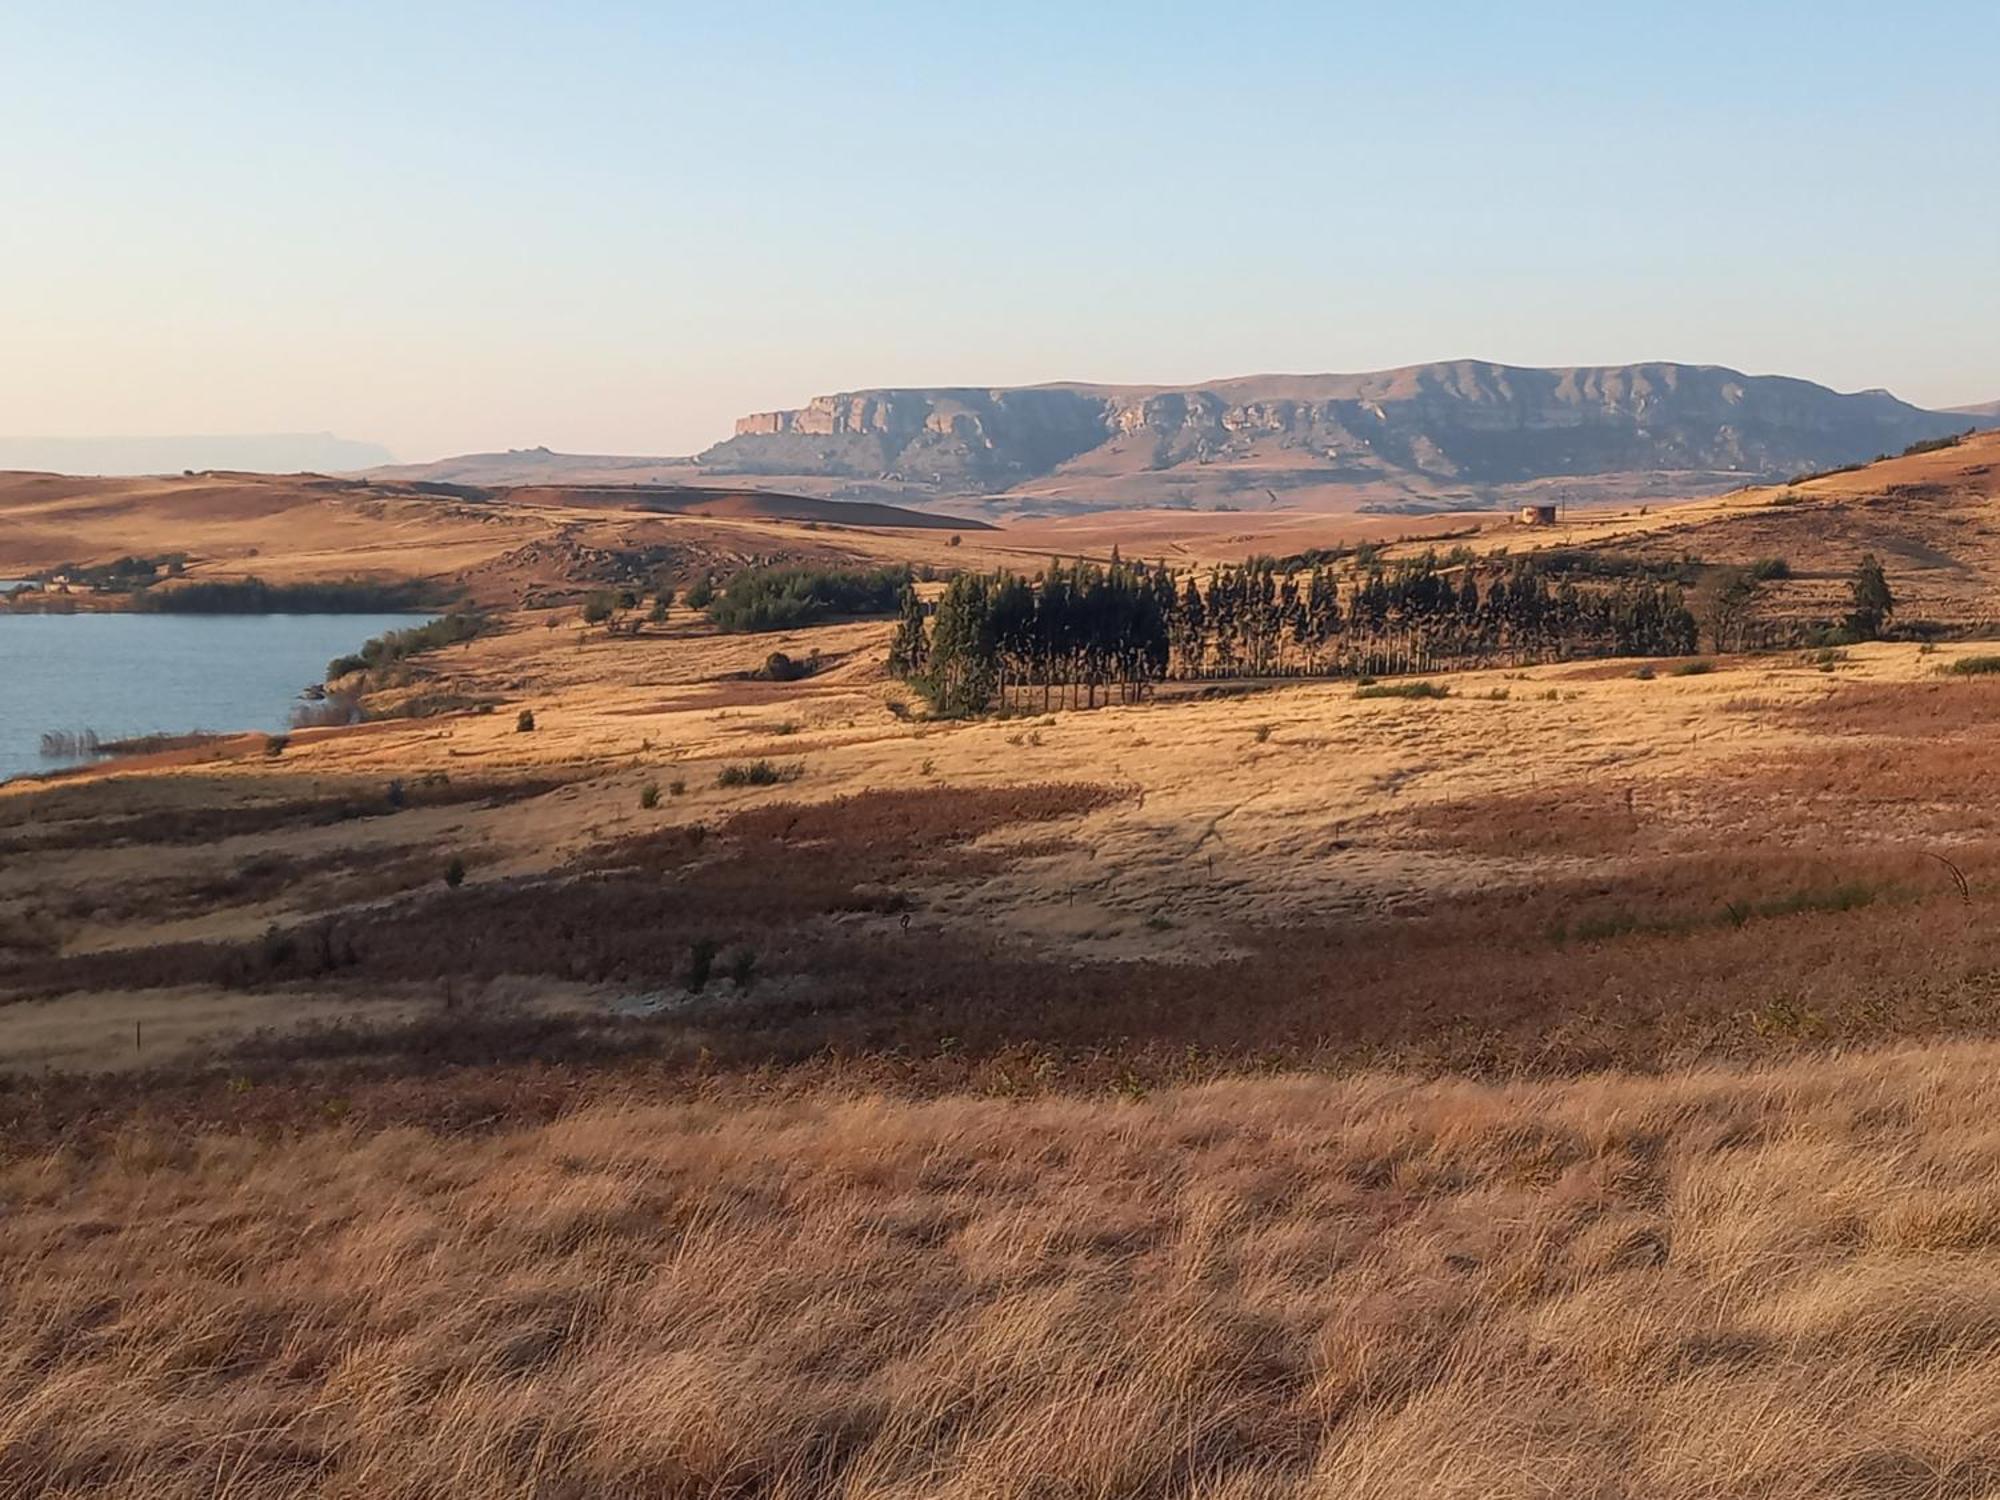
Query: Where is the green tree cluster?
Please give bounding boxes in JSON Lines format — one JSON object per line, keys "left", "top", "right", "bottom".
{"left": 326, "top": 612, "right": 486, "bottom": 681}
{"left": 704, "top": 564, "right": 910, "bottom": 632}
{"left": 890, "top": 551, "right": 1702, "bottom": 714}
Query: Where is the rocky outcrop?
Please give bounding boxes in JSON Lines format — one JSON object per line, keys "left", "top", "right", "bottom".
{"left": 714, "top": 388, "right": 1116, "bottom": 489}
{"left": 699, "top": 362, "right": 1979, "bottom": 507}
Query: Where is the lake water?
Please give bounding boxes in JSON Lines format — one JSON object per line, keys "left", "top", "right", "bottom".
{"left": 0, "top": 613, "right": 427, "bottom": 782}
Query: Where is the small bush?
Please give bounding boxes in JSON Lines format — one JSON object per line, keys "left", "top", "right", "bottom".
{"left": 386, "top": 779, "right": 407, "bottom": 809}
{"left": 640, "top": 782, "right": 660, "bottom": 809}
{"left": 685, "top": 937, "right": 717, "bottom": 993}
{"left": 717, "top": 760, "right": 803, "bottom": 788}
{"left": 1947, "top": 655, "right": 2000, "bottom": 676}
{"left": 264, "top": 734, "right": 289, "bottom": 758}
{"left": 293, "top": 691, "right": 363, "bottom": 729}
{"left": 1802, "top": 624, "right": 1861, "bottom": 650}
{"left": 1252, "top": 723, "right": 1273, "bottom": 743}
{"left": 668, "top": 778, "right": 687, "bottom": 797}
{"left": 1749, "top": 557, "right": 1792, "bottom": 581}
{"left": 443, "top": 857, "right": 465, "bottom": 889}
{"left": 1355, "top": 681, "right": 1451, "bottom": 700}
{"left": 726, "top": 948, "right": 757, "bottom": 990}
{"left": 516, "top": 709, "right": 536, "bottom": 733}
{"left": 1671, "top": 659, "right": 1716, "bottom": 676}
{"left": 1632, "top": 665, "right": 1656, "bottom": 681}
{"left": 581, "top": 591, "right": 616, "bottom": 625}
{"left": 760, "top": 651, "right": 818, "bottom": 683}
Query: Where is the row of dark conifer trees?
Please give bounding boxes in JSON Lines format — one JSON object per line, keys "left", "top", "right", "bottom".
{"left": 889, "top": 551, "right": 1699, "bottom": 715}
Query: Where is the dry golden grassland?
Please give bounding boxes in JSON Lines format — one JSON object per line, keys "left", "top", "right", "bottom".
{"left": 10, "top": 446, "right": 2000, "bottom": 1495}
{"left": 15, "top": 1049, "right": 2000, "bottom": 1497}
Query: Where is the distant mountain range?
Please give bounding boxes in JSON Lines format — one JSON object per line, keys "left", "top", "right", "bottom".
{"left": 368, "top": 362, "right": 1991, "bottom": 517}
{"left": 0, "top": 432, "right": 394, "bottom": 476}
{"left": 697, "top": 362, "right": 1984, "bottom": 515}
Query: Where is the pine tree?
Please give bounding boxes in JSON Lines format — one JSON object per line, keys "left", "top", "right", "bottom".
{"left": 1847, "top": 553, "right": 1894, "bottom": 639}
{"left": 1178, "top": 574, "right": 1207, "bottom": 676}
{"left": 886, "top": 584, "right": 929, "bottom": 678}
{"left": 924, "top": 574, "right": 998, "bottom": 716}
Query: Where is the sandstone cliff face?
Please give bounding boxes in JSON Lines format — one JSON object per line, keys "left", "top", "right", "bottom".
{"left": 698, "top": 362, "right": 1977, "bottom": 510}
{"left": 714, "top": 388, "right": 1117, "bottom": 488}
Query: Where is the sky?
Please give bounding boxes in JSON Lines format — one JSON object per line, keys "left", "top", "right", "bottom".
{"left": 2, "top": 1, "right": 1995, "bottom": 463}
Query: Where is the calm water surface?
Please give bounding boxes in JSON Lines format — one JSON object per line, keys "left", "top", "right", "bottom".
{"left": 0, "top": 613, "right": 425, "bottom": 781}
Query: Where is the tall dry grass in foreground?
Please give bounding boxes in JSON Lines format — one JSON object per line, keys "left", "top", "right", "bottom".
{"left": 12, "top": 1045, "right": 2000, "bottom": 1497}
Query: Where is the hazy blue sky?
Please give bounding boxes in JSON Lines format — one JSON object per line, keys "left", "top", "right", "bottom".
{"left": 3, "top": 1, "right": 1994, "bottom": 461}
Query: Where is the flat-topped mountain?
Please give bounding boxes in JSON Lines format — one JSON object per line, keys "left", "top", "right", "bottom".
{"left": 697, "top": 361, "right": 1980, "bottom": 514}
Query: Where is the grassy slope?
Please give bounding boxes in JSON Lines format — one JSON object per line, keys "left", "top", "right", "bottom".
{"left": 1377, "top": 430, "right": 2000, "bottom": 625}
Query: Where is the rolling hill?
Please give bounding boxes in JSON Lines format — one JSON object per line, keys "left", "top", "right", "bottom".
{"left": 0, "top": 471, "right": 982, "bottom": 610}
{"left": 1389, "top": 427, "right": 2000, "bottom": 634}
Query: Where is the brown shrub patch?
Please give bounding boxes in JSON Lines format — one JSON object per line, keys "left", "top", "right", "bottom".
{"left": 9, "top": 838, "right": 2000, "bottom": 1143}
{"left": 579, "top": 781, "right": 1120, "bottom": 879}
{"left": 1403, "top": 787, "right": 1651, "bottom": 858}
{"left": 0, "top": 774, "right": 569, "bottom": 855}
{"left": 5, "top": 784, "right": 1125, "bottom": 1001}
{"left": 28, "top": 845, "right": 437, "bottom": 929}
{"left": 1786, "top": 676, "right": 2000, "bottom": 737}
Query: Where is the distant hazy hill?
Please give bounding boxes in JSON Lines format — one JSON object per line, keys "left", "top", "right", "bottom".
{"left": 1947, "top": 400, "right": 2000, "bottom": 420}
{"left": 363, "top": 447, "right": 695, "bottom": 486}
{"left": 698, "top": 361, "right": 1981, "bottom": 514}
{"left": 0, "top": 432, "right": 393, "bottom": 475}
